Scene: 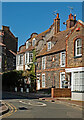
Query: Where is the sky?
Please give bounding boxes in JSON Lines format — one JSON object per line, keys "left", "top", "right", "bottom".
{"left": 2, "top": 2, "right": 82, "bottom": 49}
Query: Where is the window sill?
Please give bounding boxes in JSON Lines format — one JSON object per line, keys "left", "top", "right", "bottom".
{"left": 72, "top": 91, "right": 84, "bottom": 93}
{"left": 74, "top": 55, "right": 82, "bottom": 58}
{"left": 60, "top": 66, "right": 65, "bottom": 68}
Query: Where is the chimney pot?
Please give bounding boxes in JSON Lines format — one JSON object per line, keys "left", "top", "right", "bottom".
{"left": 74, "top": 14, "right": 76, "bottom": 20}
{"left": 56, "top": 13, "right": 59, "bottom": 19}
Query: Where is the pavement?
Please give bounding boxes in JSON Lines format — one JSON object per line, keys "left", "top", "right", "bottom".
{"left": 39, "top": 97, "right": 84, "bottom": 109}
{"left": 0, "top": 100, "right": 9, "bottom": 116}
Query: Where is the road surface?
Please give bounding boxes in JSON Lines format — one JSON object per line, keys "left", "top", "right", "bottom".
{"left": 1, "top": 92, "right": 83, "bottom": 120}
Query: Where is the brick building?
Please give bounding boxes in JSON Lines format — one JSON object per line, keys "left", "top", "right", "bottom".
{"left": 16, "top": 33, "right": 38, "bottom": 92}
{"left": 35, "top": 13, "right": 84, "bottom": 101}
{"left": 0, "top": 26, "right": 18, "bottom": 73}
{"left": 16, "top": 33, "right": 38, "bottom": 71}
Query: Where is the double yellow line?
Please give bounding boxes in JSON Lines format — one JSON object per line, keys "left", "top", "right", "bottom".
{"left": 0, "top": 103, "right": 17, "bottom": 118}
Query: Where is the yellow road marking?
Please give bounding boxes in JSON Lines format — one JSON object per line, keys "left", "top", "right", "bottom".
{"left": 11, "top": 104, "right": 17, "bottom": 113}
{"left": 0, "top": 103, "right": 17, "bottom": 118}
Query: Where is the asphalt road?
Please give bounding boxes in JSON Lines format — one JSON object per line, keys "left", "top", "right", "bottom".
{"left": 1, "top": 92, "right": 83, "bottom": 120}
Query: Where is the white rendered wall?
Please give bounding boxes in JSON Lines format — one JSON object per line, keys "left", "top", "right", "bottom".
{"left": 72, "top": 92, "right": 84, "bottom": 101}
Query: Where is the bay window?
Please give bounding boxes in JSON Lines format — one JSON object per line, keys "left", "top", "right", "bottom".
{"left": 73, "top": 71, "right": 84, "bottom": 91}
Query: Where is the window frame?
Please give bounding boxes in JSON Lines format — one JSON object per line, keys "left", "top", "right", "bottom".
{"left": 60, "top": 72, "right": 68, "bottom": 88}
{"left": 32, "top": 38, "right": 36, "bottom": 46}
{"left": 25, "top": 52, "right": 29, "bottom": 64}
{"left": 47, "top": 41, "right": 51, "bottom": 50}
{"left": 29, "top": 52, "right": 33, "bottom": 63}
{"left": 60, "top": 51, "right": 66, "bottom": 67}
{"left": 42, "top": 56, "right": 46, "bottom": 69}
{"left": 26, "top": 41, "right": 29, "bottom": 49}
{"left": 75, "top": 38, "right": 82, "bottom": 57}
{"left": 42, "top": 73, "right": 45, "bottom": 88}
{"left": 73, "top": 71, "right": 84, "bottom": 91}
{"left": 19, "top": 54, "right": 23, "bottom": 65}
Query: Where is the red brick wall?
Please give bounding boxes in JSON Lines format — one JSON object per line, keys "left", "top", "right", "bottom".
{"left": 51, "top": 88, "right": 71, "bottom": 98}
{"left": 66, "top": 23, "right": 84, "bottom": 68}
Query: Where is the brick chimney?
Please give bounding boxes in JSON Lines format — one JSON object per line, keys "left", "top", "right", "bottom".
{"left": 54, "top": 13, "right": 60, "bottom": 35}
{"left": 66, "top": 13, "right": 77, "bottom": 29}
{"left": 2, "top": 26, "right": 10, "bottom": 31}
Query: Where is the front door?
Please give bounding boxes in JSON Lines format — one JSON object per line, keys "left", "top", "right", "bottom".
{"left": 37, "top": 77, "right": 40, "bottom": 90}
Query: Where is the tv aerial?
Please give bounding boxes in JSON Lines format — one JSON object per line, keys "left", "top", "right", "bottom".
{"left": 68, "top": 6, "right": 73, "bottom": 13}
{"left": 52, "top": 10, "right": 58, "bottom": 17}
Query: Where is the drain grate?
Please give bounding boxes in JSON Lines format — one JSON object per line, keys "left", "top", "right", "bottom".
{"left": 19, "top": 107, "right": 28, "bottom": 110}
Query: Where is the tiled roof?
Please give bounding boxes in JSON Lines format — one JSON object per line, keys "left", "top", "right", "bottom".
{"left": 36, "top": 28, "right": 72, "bottom": 57}
{"left": 17, "top": 46, "right": 34, "bottom": 55}
{"left": 35, "top": 23, "right": 54, "bottom": 45}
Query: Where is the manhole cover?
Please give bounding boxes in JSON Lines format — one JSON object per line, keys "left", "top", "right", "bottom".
{"left": 19, "top": 107, "right": 28, "bottom": 110}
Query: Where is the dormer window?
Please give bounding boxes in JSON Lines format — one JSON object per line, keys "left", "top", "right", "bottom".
{"left": 75, "top": 38, "right": 82, "bottom": 57}
{"left": 26, "top": 41, "right": 29, "bottom": 49}
{"left": 47, "top": 41, "right": 51, "bottom": 50}
{"left": 32, "top": 38, "right": 35, "bottom": 46}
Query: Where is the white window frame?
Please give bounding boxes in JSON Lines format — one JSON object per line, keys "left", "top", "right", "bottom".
{"left": 60, "top": 51, "right": 66, "bottom": 67}
{"left": 75, "top": 38, "right": 82, "bottom": 57}
{"left": 29, "top": 52, "right": 33, "bottom": 63}
{"left": 16, "top": 55, "right": 19, "bottom": 66}
{"left": 42, "top": 56, "right": 46, "bottom": 69}
{"left": 32, "top": 38, "right": 36, "bottom": 46}
{"left": 26, "top": 41, "right": 29, "bottom": 49}
{"left": 25, "top": 52, "right": 29, "bottom": 64}
{"left": 72, "top": 71, "right": 84, "bottom": 91}
{"left": 47, "top": 41, "right": 51, "bottom": 50}
{"left": 42, "top": 73, "right": 45, "bottom": 88}
{"left": 60, "top": 72, "right": 66, "bottom": 88}
{"left": 19, "top": 54, "right": 23, "bottom": 65}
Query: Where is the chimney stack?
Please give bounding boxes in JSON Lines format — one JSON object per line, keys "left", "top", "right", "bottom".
{"left": 66, "top": 13, "right": 77, "bottom": 29}
{"left": 54, "top": 13, "right": 60, "bottom": 35}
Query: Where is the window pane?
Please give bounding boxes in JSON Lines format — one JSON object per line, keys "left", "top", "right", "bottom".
{"left": 79, "top": 47, "right": 82, "bottom": 54}
{"left": 29, "top": 53, "right": 33, "bottom": 62}
{"left": 77, "top": 48, "right": 80, "bottom": 54}
{"left": 48, "top": 42, "right": 51, "bottom": 50}
{"left": 61, "top": 52, "right": 65, "bottom": 67}
{"left": 20, "top": 55, "right": 23, "bottom": 64}
{"left": 73, "top": 72, "right": 84, "bottom": 91}
{"left": 77, "top": 40, "right": 80, "bottom": 46}
{"left": 75, "top": 39, "right": 82, "bottom": 56}
{"left": 42, "top": 74, "right": 45, "bottom": 87}
{"left": 42, "top": 57, "right": 45, "bottom": 69}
